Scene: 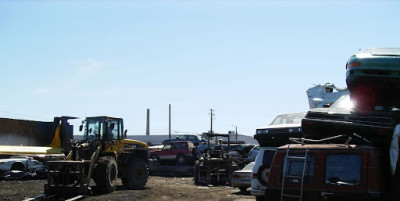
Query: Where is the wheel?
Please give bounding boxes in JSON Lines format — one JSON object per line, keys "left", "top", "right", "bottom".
{"left": 256, "top": 196, "right": 265, "bottom": 201}
{"left": 10, "top": 162, "right": 24, "bottom": 171}
{"left": 93, "top": 156, "right": 118, "bottom": 193}
{"left": 122, "top": 158, "right": 148, "bottom": 190}
{"left": 239, "top": 186, "right": 247, "bottom": 192}
{"left": 257, "top": 165, "right": 269, "bottom": 185}
{"left": 176, "top": 154, "right": 186, "bottom": 166}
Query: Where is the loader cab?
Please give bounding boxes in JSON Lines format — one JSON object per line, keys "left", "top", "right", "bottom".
{"left": 80, "top": 116, "right": 124, "bottom": 142}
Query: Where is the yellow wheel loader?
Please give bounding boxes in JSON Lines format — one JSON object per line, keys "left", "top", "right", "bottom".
{"left": 44, "top": 116, "right": 148, "bottom": 196}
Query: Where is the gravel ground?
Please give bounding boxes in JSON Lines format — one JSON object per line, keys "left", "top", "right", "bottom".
{"left": 0, "top": 176, "right": 256, "bottom": 201}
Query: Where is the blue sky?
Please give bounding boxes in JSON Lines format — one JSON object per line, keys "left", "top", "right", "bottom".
{"left": 1, "top": 0, "right": 399, "bottom": 136}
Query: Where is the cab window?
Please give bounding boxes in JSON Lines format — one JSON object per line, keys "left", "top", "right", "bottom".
{"left": 108, "top": 120, "right": 119, "bottom": 140}
{"left": 325, "top": 154, "right": 362, "bottom": 186}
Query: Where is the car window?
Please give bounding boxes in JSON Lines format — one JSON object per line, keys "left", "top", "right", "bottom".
{"left": 270, "top": 113, "right": 305, "bottom": 125}
{"left": 330, "top": 95, "right": 354, "bottom": 109}
{"left": 164, "top": 144, "right": 172, "bottom": 150}
{"left": 242, "top": 162, "right": 255, "bottom": 171}
{"left": 325, "top": 154, "right": 361, "bottom": 186}
{"left": 283, "top": 154, "right": 315, "bottom": 184}
{"left": 174, "top": 143, "right": 188, "bottom": 149}
{"left": 262, "top": 150, "right": 276, "bottom": 167}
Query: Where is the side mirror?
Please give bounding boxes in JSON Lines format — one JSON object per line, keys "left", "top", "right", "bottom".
{"left": 124, "top": 130, "right": 128, "bottom": 139}
{"left": 79, "top": 125, "right": 83, "bottom": 132}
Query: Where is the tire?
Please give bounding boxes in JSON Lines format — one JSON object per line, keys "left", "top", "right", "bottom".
{"left": 176, "top": 154, "right": 186, "bottom": 166}
{"left": 122, "top": 158, "right": 148, "bottom": 190}
{"left": 239, "top": 186, "right": 247, "bottom": 192}
{"left": 257, "top": 165, "right": 269, "bottom": 185}
{"left": 256, "top": 196, "right": 264, "bottom": 201}
{"left": 93, "top": 156, "right": 118, "bottom": 193}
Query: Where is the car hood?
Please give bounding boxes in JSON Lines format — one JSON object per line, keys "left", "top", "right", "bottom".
{"left": 257, "top": 123, "right": 301, "bottom": 129}
{"left": 308, "top": 107, "right": 352, "bottom": 115}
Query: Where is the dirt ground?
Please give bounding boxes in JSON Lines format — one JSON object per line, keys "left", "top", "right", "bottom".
{"left": 0, "top": 176, "right": 256, "bottom": 201}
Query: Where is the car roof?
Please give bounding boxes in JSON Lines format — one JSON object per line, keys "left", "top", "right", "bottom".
{"left": 277, "top": 144, "right": 378, "bottom": 151}
{"left": 362, "top": 48, "right": 400, "bottom": 56}
{"left": 166, "top": 141, "right": 192, "bottom": 144}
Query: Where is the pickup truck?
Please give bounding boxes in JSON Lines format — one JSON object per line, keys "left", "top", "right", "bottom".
{"left": 149, "top": 141, "right": 197, "bottom": 166}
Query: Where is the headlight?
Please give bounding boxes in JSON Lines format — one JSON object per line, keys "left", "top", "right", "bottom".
{"left": 288, "top": 128, "right": 302, "bottom": 133}
{"left": 256, "top": 129, "right": 268, "bottom": 134}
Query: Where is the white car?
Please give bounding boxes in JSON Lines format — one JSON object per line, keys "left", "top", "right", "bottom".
{"left": 0, "top": 157, "right": 46, "bottom": 179}
{"left": 231, "top": 162, "right": 255, "bottom": 192}
{"left": 250, "top": 147, "right": 277, "bottom": 201}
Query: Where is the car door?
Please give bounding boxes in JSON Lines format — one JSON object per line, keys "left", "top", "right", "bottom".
{"left": 281, "top": 153, "right": 321, "bottom": 201}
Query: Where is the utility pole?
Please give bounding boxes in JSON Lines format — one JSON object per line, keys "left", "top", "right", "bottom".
{"left": 169, "top": 104, "right": 171, "bottom": 139}
{"left": 235, "top": 126, "right": 238, "bottom": 141}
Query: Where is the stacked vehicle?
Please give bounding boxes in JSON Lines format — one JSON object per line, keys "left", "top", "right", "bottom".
{"left": 251, "top": 112, "right": 306, "bottom": 201}
{"left": 263, "top": 48, "right": 400, "bottom": 201}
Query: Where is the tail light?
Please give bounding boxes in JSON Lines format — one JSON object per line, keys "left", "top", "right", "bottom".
{"left": 232, "top": 174, "right": 241, "bottom": 179}
{"left": 346, "top": 62, "right": 361, "bottom": 69}
{"left": 304, "top": 121, "right": 314, "bottom": 125}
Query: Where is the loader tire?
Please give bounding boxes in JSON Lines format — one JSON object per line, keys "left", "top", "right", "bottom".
{"left": 93, "top": 156, "right": 118, "bottom": 193}
{"left": 122, "top": 158, "right": 148, "bottom": 190}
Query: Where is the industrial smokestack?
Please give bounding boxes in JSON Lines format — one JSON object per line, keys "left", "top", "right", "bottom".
{"left": 146, "top": 109, "right": 150, "bottom": 136}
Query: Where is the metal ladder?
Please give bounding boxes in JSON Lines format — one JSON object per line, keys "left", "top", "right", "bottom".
{"left": 280, "top": 144, "right": 309, "bottom": 201}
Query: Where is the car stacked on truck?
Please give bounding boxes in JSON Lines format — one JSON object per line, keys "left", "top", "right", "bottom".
{"left": 255, "top": 48, "right": 400, "bottom": 201}
{"left": 251, "top": 112, "right": 306, "bottom": 201}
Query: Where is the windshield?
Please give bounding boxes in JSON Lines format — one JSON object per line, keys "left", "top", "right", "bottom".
{"left": 330, "top": 95, "right": 354, "bottom": 109}
{"left": 82, "top": 118, "right": 122, "bottom": 141}
{"left": 270, "top": 113, "right": 306, "bottom": 125}
{"left": 325, "top": 154, "right": 361, "bottom": 186}
{"left": 83, "top": 119, "right": 104, "bottom": 141}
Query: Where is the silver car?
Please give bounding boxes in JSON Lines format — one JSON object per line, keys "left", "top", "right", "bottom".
{"left": 232, "top": 162, "right": 255, "bottom": 192}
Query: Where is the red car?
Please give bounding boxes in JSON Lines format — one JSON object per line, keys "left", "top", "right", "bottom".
{"left": 149, "top": 141, "right": 196, "bottom": 166}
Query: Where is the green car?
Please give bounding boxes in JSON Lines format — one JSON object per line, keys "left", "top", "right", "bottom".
{"left": 346, "top": 48, "right": 400, "bottom": 111}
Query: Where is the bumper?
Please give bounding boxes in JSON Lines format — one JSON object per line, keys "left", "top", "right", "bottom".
{"left": 302, "top": 118, "right": 394, "bottom": 145}
{"left": 250, "top": 188, "right": 265, "bottom": 196}
{"left": 231, "top": 179, "right": 251, "bottom": 187}
{"left": 254, "top": 132, "right": 302, "bottom": 147}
